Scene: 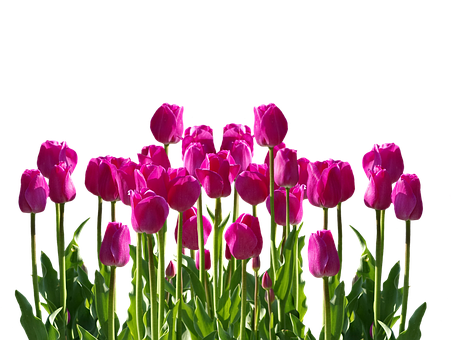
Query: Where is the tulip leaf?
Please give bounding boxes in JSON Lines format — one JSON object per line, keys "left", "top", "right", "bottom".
{"left": 289, "top": 313, "right": 305, "bottom": 338}
{"left": 206, "top": 206, "right": 215, "bottom": 224}
{"left": 64, "top": 217, "right": 90, "bottom": 270}
{"left": 181, "top": 302, "right": 198, "bottom": 339}
{"left": 304, "top": 328, "right": 317, "bottom": 340}
{"left": 229, "top": 285, "right": 242, "bottom": 325}
{"left": 193, "top": 296, "right": 215, "bottom": 338}
{"left": 217, "top": 286, "right": 232, "bottom": 329}
{"left": 397, "top": 302, "right": 427, "bottom": 340}
{"left": 93, "top": 270, "right": 109, "bottom": 339}
{"left": 296, "top": 234, "right": 308, "bottom": 321}
{"left": 77, "top": 324, "right": 99, "bottom": 340}
{"left": 330, "top": 281, "right": 347, "bottom": 340}
{"left": 217, "top": 319, "right": 235, "bottom": 340}
{"left": 274, "top": 227, "right": 296, "bottom": 301}
{"left": 378, "top": 321, "right": 396, "bottom": 340}
{"left": 381, "top": 262, "right": 402, "bottom": 326}
{"left": 182, "top": 263, "right": 206, "bottom": 306}
{"left": 38, "top": 252, "right": 60, "bottom": 310}
{"left": 15, "top": 290, "right": 48, "bottom": 340}
{"left": 350, "top": 226, "right": 375, "bottom": 281}
{"left": 127, "top": 267, "right": 146, "bottom": 340}
{"left": 218, "top": 212, "right": 231, "bottom": 231}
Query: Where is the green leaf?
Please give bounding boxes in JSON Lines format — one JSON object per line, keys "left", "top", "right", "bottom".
{"left": 217, "top": 287, "right": 231, "bottom": 329}
{"left": 206, "top": 206, "right": 215, "bottom": 224}
{"left": 330, "top": 281, "right": 346, "bottom": 340}
{"left": 296, "top": 234, "right": 308, "bottom": 321}
{"left": 381, "top": 262, "right": 402, "bottom": 325}
{"left": 218, "top": 212, "right": 231, "bottom": 231}
{"left": 304, "top": 328, "right": 317, "bottom": 340}
{"left": 77, "top": 324, "right": 99, "bottom": 340}
{"left": 217, "top": 319, "right": 235, "bottom": 340}
{"left": 182, "top": 263, "right": 206, "bottom": 306}
{"left": 127, "top": 267, "right": 146, "bottom": 340}
{"left": 289, "top": 313, "right": 305, "bottom": 338}
{"left": 93, "top": 270, "right": 109, "bottom": 338}
{"left": 202, "top": 331, "right": 217, "bottom": 340}
{"left": 193, "top": 296, "right": 215, "bottom": 338}
{"left": 378, "top": 321, "right": 396, "bottom": 340}
{"left": 181, "top": 302, "right": 199, "bottom": 339}
{"left": 349, "top": 226, "right": 375, "bottom": 281}
{"left": 229, "top": 285, "right": 242, "bottom": 325}
{"left": 65, "top": 217, "right": 90, "bottom": 270}
{"left": 38, "top": 252, "right": 60, "bottom": 309}
{"left": 397, "top": 302, "right": 427, "bottom": 340}
{"left": 274, "top": 227, "right": 297, "bottom": 300}
{"left": 15, "top": 290, "right": 48, "bottom": 340}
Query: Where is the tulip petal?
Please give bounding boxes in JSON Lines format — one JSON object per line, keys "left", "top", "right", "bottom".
{"left": 225, "top": 222, "right": 258, "bottom": 260}
{"left": 196, "top": 169, "right": 224, "bottom": 199}
{"left": 235, "top": 171, "right": 269, "bottom": 206}
{"left": 111, "top": 226, "right": 131, "bottom": 267}
{"left": 134, "top": 196, "right": 169, "bottom": 234}
{"left": 308, "top": 233, "right": 329, "bottom": 278}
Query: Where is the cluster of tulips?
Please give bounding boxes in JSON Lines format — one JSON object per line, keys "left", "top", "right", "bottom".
{"left": 17, "top": 103, "right": 425, "bottom": 340}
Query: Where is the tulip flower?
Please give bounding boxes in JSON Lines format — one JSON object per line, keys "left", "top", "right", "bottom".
{"left": 392, "top": 174, "right": 423, "bottom": 221}
{"left": 196, "top": 151, "right": 240, "bottom": 199}
{"left": 138, "top": 144, "right": 171, "bottom": 169}
{"left": 167, "top": 173, "right": 201, "bottom": 212}
{"left": 99, "top": 222, "right": 131, "bottom": 267}
{"left": 37, "top": 140, "right": 77, "bottom": 179}
{"left": 182, "top": 125, "right": 216, "bottom": 157}
{"left": 297, "top": 157, "right": 310, "bottom": 198}
{"left": 150, "top": 103, "right": 184, "bottom": 145}
{"left": 49, "top": 162, "right": 76, "bottom": 204}
{"left": 235, "top": 163, "right": 270, "bottom": 206}
{"left": 262, "top": 272, "right": 273, "bottom": 290}
{"left": 129, "top": 188, "right": 169, "bottom": 234}
{"left": 274, "top": 147, "right": 299, "bottom": 188}
{"left": 116, "top": 160, "right": 139, "bottom": 206}
{"left": 308, "top": 230, "right": 340, "bottom": 278}
{"left": 183, "top": 142, "right": 206, "bottom": 178}
{"left": 19, "top": 169, "right": 49, "bottom": 214}
{"left": 224, "top": 213, "right": 263, "bottom": 260}
{"left": 362, "top": 143, "right": 404, "bottom": 184}
{"left": 264, "top": 142, "right": 286, "bottom": 165}
{"left": 166, "top": 260, "right": 177, "bottom": 280}
{"left": 195, "top": 249, "right": 211, "bottom": 271}
{"left": 266, "top": 185, "right": 305, "bottom": 226}
{"left": 253, "top": 103, "right": 288, "bottom": 148}
{"left": 364, "top": 166, "right": 392, "bottom": 211}
{"left": 307, "top": 160, "right": 342, "bottom": 209}
{"left": 174, "top": 207, "right": 212, "bottom": 250}
{"left": 98, "top": 157, "right": 130, "bottom": 203}
{"left": 327, "top": 159, "right": 355, "bottom": 203}
{"left": 220, "top": 123, "right": 254, "bottom": 153}
{"left": 134, "top": 163, "right": 169, "bottom": 199}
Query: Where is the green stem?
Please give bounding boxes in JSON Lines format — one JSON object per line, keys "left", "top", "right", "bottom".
{"left": 323, "top": 277, "right": 331, "bottom": 340}
{"left": 240, "top": 259, "right": 247, "bottom": 340}
{"left": 399, "top": 220, "right": 411, "bottom": 333}
{"left": 97, "top": 196, "right": 103, "bottom": 269}
{"left": 267, "top": 290, "right": 274, "bottom": 340}
{"left": 147, "top": 234, "right": 158, "bottom": 340}
{"left": 269, "top": 147, "right": 278, "bottom": 284}
{"left": 337, "top": 202, "right": 342, "bottom": 281}
{"left": 136, "top": 233, "right": 144, "bottom": 340}
{"left": 233, "top": 187, "right": 239, "bottom": 222}
{"left": 294, "top": 224, "right": 299, "bottom": 311}
{"left": 108, "top": 266, "right": 116, "bottom": 340}
{"left": 157, "top": 224, "right": 166, "bottom": 336}
{"left": 373, "top": 209, "right": 385, "bottom": 339}
{"left": 175, "top": 212, "right": 184, "bottom": 338}
{"left": 213, "top": 197, "right": 222, "bottom": 315}
{"left": 58, "top": 203, "right": 66, "bottom": 339}
{"left": 323, "top": 207, "right": 328, "bottom": 230}
{"left": 197, "top": 192, "right": 205, "bottom": 285}
{"left": 111, "top": 200, "right": 116, "bottom": 222}
{"left": 253, "top": 270, "right": 259, "bottom": 339}
{"left": 30, "top": 213, "right": 41, "bottom": 319}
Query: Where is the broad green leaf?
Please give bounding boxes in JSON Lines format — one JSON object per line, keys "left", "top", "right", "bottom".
{"left": 289, "top": 313, "right": 305, "bottom": 338}
{"left": 15, "top": 290, "right": 48, "bottom": 340}
{"left": 77, "top": 324, "right": 99, "bottom": 340}
{"left": 202, "top": 331, "right": 217, "bottom": 340}
{"left": 193, "top": 296, "right": 215, "bottom": 338}
{"left": 381, "top": 262, "right": 402, "bottom": 325}
{"left": 181, "top": 302, "right": 198, "bottom": 339}
{"left": 274, "top": 228, "right": 297, "bottom": 300}
{"left": 217, "top": 320, "right": 235, "bottom": 340}
{"left": 304, "top": 328, "right": 317, "bottom": 340}
{"left": 397, "top": 302, "right": 427, "bottom": 340}
{"left": 330, "top": 282, "right": 346, "bottom": 340}
{"left": 38, "top": 252, "right": 60, "bottom": 309}
{"left": 378, "top": 321, "right": 396, "bottom": 340}
{"left": 64, "top": 217, "right": 90, "bottom": 270}
{"left": 93, "top": 270, "right": 109, "bottom": 338}
{"left": 296, "top": 234, "right": 308, "bottom": 321}
{"left": 217, "top": 286, "right": 231, "bottom": 329}
{"left": 182, "top": 263, "right": 206, "bottom": 306}
{"left": 349, "top": 226, "right": 375, "bottom": 281}
{"left": 229, "top": 285, "right": 242, "bottom": 325}
{"left": 127, "top": 268, "right": 146, "bottom": 340}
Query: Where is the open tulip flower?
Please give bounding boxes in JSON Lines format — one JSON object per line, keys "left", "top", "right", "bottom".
{"left": 129, "top": 188, "right": 169, "bottom": 234}
{"left": 37, "top": 140, "right": 78, "bottom": 179}
{"left": 116, "top": 159, "right": 139, "bottom": 206}
{"left": 182, "top": 125, "right": 217, "bottom": 157}
{"left": 235, "top": 163, "right": 270, "bottom": 206}
{"left": 19, "top": 169, "right": 49, "bottom": 214}
{"left": 328, "top": 159, "right": 355, "bottom": 203}
{"left": 97, "top": 156, "right": 130, "bottom": 202}
{"left": 362, "top": 143, "right": 404, "bottom": 184}
{"left": 150, "top": 103, "right": 184, "bottom": 145}
{"left": 308, "top": 229, "right": 340, "bottom": 278}
{"left": 307, "top": 160, "right": 342, "bottom": 209}
{"left": 183, "top": 142, "right": 206, "bottom": 178}
{"left": 392, "top": 174, "right": 423, "bottom": 221}
{"left": 224, "top": 213, "right": 263, "bottom": 260}
{"left": 174, "top": 207, "right": 212, "bottom": 250}
{"left": 138, "top": 144, "right": 171, "bottom": 169}
{"left": 99, "top": 222, "right": 131, "bottom": 267}
{"left": 253, "top": 103, "right": 288, "bottom": 148}
{"left": 220, "top": 123, "right": 254, "bottom": 173}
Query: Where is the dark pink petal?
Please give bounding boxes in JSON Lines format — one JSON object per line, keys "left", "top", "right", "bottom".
{"left": 167, "top": 175, "right": 201, "bottom": 212}
{"left": 224, "top": 222, "right": 258, "bottom": 260}
{"left": 196, "top": 169, "right": 224, "bottom": 199}
{"left": 308, "top": 232, "right": 328, "bottom": 278}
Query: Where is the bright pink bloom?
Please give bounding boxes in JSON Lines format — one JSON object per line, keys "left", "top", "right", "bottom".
{"left": 235, "top": 163, "right": 270, "bottom": 206}
{"left": 182, "top": 125, "right": 216, "bottom": 157}
{"left": 364, "top": 166, "right": 392, "bottom": 210}
{"left": 196, "top": 249, "right": 211, "bottom": 271}
{"left": 134, "top": 164, "right": 169, "bottom": 199}
{"left": 129, "top": 188, "right": 169, "bottom": 234}
{"left": 167, "top": 173, "right": 201, "bottom": 212}
{"left": 116, "top": 160, "right": 140, "bottom": 206}
{"left": 308, "top": 229, "right": 340, "bottom": 278}
{"left": 274, "top": 148, "right": 299, "bottom": 188}
{"left": 392, "top": 174, "right": 423, "bottom": 221}
{"left": 98, "top": 157, "right": 130, "bottom": 202}
{"left": 362, "top": 143, "right": 404, "bottom": 184}
{"left": 49, "top": 162, "right": 76, "bottom": 203}
{"left": 224, "top": 213, "right": 263, "bottom": 260}
{"left": 99, "top": 222, "right": 131, "bottom": 267}
{"left": 37, "top": 140, "right": 77, "bottom": 179}
{"left": 174, "top": 207, "right": 212, "bottom": 250}
{"left": 150, "top": 103, "right": 184, "bottom": 145}
{"left": 183, "top": 142, "right": 206, "bottom": 178}
{"left": 19, "top": 169, "right": 49, "bottom": 213}
{"left": 220, "top": 124, "right": 254, "bottom": 153}
{"left": 253, "top": 103, "right": 288, "bottom": 148}
{"left": 264, "top": 142, "right": 286, "bottom": 165}
{"left": 196, "top": 151, "right": 240, "bottom": 198}
{"left": 297, "top": 157, "right": 310, "bottom": 199}
{"left": 138, "top": 144, "right": 171, "bottom": 169}
{"left": 266, "top": 185, "right": 305, "bottom": 226}
{"left": 85, "top": 156, "right": 104, "bottom": 197}
{"left": 307, "top": 160, "right": 342, "bottom": 209}
{"left": 327, "top": 159, "right": 355, "bottom": 203}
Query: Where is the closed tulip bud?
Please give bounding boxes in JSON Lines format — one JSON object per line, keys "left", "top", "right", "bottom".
{"left": 307, "top": 160, "right": 342, "bottom": 209}
{"left": 274, "top": 148, "right": 299, "bottom": 188}
{"left": 98, "top": 157, "right": 126, "bottom": 202}
{"left": 19, "top": 169, "right": 49, "bottom": 213}
{"left": 116, "top": 160, "right": 139, "bottom": 206}
{"left": 364, "top": 166, "right": 392, "bottom": 210}
{"left": 328, "top": 159, "right": 355, "bottom": 203}
{"left": 265, "top": 288, "right": 275, "bottom": 302}
{"left": 85, "top": 156, "right": 103, "bottom": 197}
{"left": 49, "top": 162, "right": 76, "bottom": 203}
{"left": 264, "top": 142, "right": 286, "bottom": 166}
{"left": 166, "top": 260, "right": 177, "bottom": 279}
{"left": 224, "top": 213, "right": 263, "bottom": 260}
{"left": 235, "top": 163, "right": 270, "bottom": 206}
{"left": 253, "top": 103, "right": 288, "bottom": 148}
{"left": 308, "top": 230, "right": 340, "bottom": 278}
{"left": 182, "top": 125, "right": 216, "bottom": 157}
{"left": 174, "top": 207, "right": 212, "bottom": 250}
{"left": 297, "top": 157, "right": 310, "bottom": 199}
{"left": 252, "top": 256, "right": 261, "bottom": 272}
{"left": 167, "top": 173, "right": 201, "bottom": 212}
{"left": 129, "top": 188, "right": 169, "bottom": 234}
{"left": 138, "top": 144, "right": 171, "bottom": 169}
{"left": 196, "top": 249, "right": 211, "bottom": 271}
{"left": 362, "top": 143, "right": 404, "bottom": 184}
{"left": 261, "top": 272, "right": 272, "bottom": 290}
{"left": 37, "top": 140, "right": 78, "bottom": 179}
{"left": 230, "top": 140, "right": 253, "bottom": 174}
{"left": 266, "top": 185, "right": 305, "bottom": 226}
{"left": 392, "top": 174, "right": 423, "bottom": 221}
{"left": 99, "top": 222, "right": 131, "bottom": 267}
{"left": 150, "top": 103, "right": 184, "bottom": 145}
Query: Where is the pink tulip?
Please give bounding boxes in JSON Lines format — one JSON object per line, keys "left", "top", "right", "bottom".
{"left": 261, "top": 272, "right": 272, "bottom": 290}
{"left": 274, "top": 147, "right": 299, "bottom": 188}
{"left": 85, "top": 156, "right": 104, "bottom": 197}
{"left": 98, "top": 157, "right": 130, "bottom": 202}
{"left": 99, "top": 222, "right": 131, "bottom": 267}
{"left": 220, "top": 123, "right": 254, "bottom": 153}
{"left": 195, "top": 151, "right": 240, "bottom": 198}
{"left": 49, "top": 162, "right": 76, "bottom": 203}
{"left": 266, "top": 185, "right": 305, "bottom": 226}
{"left": 225, "top": 244, "right": 232, "bottom": 260}
{"left": 116, "top": 160, "right": 140, "bottom": 206}
{"left": 235, "top": 163, "right": 270, "bottom": 206}
{"left": 224, "top": 213, "right": 263, "bottom": 260}
{"left": 19, "top": 169, "right": 49, "bottom": 213}
{"left": 195, "top": 249, "right": 211, "bottom": 271}
{"left": 229, "top": 140, "right": 253, "bottom": 174}
{"left": 253, "top": 103, "right": 288, "bottom": 148}
{"left": 252, "top": 256, "right": 261, "bottom": 272}
{"left": 174, "top": 207, "right": 212, "bottom": 250}
{"left": 183, "top": 142, "right": 206, "bottom": 178}
{"left": 362, "top": 143, "right": 404, "bottom": 184}
{"left": 264, "top": 142, "right": 286, "bottom": 165}
{"left": 129, "top": 188, "right": 169, "bottom": 234}
{"left": 37, "top": 140, "right": 77, "bottom": 179}
{"left": 134, "top": 163, "right": 169, "bottom": 199}
{"left": 392, "top": 174, "right": 423, "bottom": 221}
{"left": 308, "top": 229, "right": 340, "bottom": 278}
{"left": 138, "top": 144, "right": 171, "bottom": 169}
{"left": 167, "top": 173, "right": 201, "bottom": 212}
{"left": 166, "top": 260, "right": 177, "bottom": 279}
{"left": 297, "top": 157, "right": 310, "bottom": 199}
{"left": 364, "top": 166, "right": 392, "bottom": 210}
{"left": 307, "top": 160, "right": 342, "bottom": 209}
{"left": 182, "top": 125, "right": 216, "bottom": 157}
{"left": 150, "top": 103, "right": 184, "bottom": 145}
{"left": 327, "top": 159, "right": 355, "bottom": 203}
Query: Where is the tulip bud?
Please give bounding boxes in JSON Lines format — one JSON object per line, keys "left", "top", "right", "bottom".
{"left": 253, "top": 103, "right": 288, "bottom": 148}
{"left": 166, "top": 260, "right": 177, "bottom": 279}
{"left": 262, "top": 272, "right": 272, "bottom": 290}
{"left": 196, "top": 249, "right": 211, "bottom": 271}
{"left": 19, "top": 169, "right": 49, "bottom": 213}
{"left": 150, "top": 103, "right": 184, "bottom": 145}
{"left": 224, "top": 213, "right": 263, "bottom": 260}
{"left": 49, "top": 162, "right": 76, "bottom": 203}
{"left": 99, "top": 222, "right": 131, "bottom": 267}
{"left": 235, "top": 164, "right": 269, "bottom": 206}
{"left": 392, "top": 174, "right": 423, "bottom": 221}
{"left": 167, "top": 174, "right": 201, "bottom": 212}
{"left": 174, "top": 207, "right": 212, "bottom": 250}
{"left": 364, "top": 166, "right": 392, "bottom": 210}
{"left": 297, "top": 157, "right": 310, "bottom": 199}
{"left": 308, "top": 230, "right": 340, "bottom": 278}
{"left": 129, "top": 188, "right": 169, "bottom": 234}
{"left": 266, "top": 185, "right": 305, "bottom": 226}
{"left": 37, "top": 140, "right": 77, "bottom": 179}
{"left": 274, "top": 148, "right": 299, "bottom": 188}
{"left": 265, "top": 288, "right": 275, "bottom": 302}
{"left": 307, "top": 161, "right": 342, "bottom": 209}
{"left": 362, "top": 143, "right": 404, "bottom": 184}
{"left": 252, "top": 256, "right": 261, "bottom": 272}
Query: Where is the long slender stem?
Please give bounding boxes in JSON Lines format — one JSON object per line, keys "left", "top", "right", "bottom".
{"left": 135, "top": 233, "right": 144, "bottom": 340}
{"left": 213, "top": 197, "right": 222, "bottom": 315}
{"left": 373, "top": 209, "right": 384, "bottom": 339}
{"left": 323, "top": 277, "right": 331, "bottom": 340}
{"left": 267, "top": 290, "right": 274, "bottom": 340}
{"left": 269, "top": 147, "right": 278, "bottom": 283}
{"left": 175, "top": 212, "right": 184, "bottom": 338}
{"left": 240, "top": 259, "right": 247, "bottom": 340}
{"left": 30, "top": 213, "right": 41, "bottom": 319}
{"left": 197, "top": 192, "right": 205, "bottom": 285}
{"left": 253, "top": 270, "right": 259, "bottom": 339}
{"left": 58, "top": 203, "right": 66, "bottom": 339}
{"left": 233, "top": 187, "right": 239, "bottom": 222}
{"left": 147, "top": 234, "right": 158, "bottom": 340}
{"left": 337, "top": 202, "right": 342, "bottom": 281}
{"left": 323, "top": 207, "right": 328, "bottom": 230}
{"left": 111, "top": 200, "right": 116, "bottom": 222}
{"left": 157, "top": 224, "right": 166, "bottom": 336}
{"left": 97, "top": 196, "right": 103, "bottom": 269}
{"left": 294, "top": 224, "right": 299, "bottom": 311}
{"left": 399, "top": 220, "right": 411, "bottom": 333}
{"left": 108, "top": 266, "right": 117, "bottom": 340}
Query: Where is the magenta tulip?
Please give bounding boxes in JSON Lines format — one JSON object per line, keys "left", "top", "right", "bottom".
{"left": 37, "top": 140, "right": 78, "bottom": 179}
{"left": 297, "top": 157, "right": 310, "bottom": 199}
{"left": 99, "top": 222, "right": 131, "bottom": 267}
{"left": 183, "top": 142, "right": 206, "bottom": 178}
{"left": 362, "top": 143, "right": 404, "bottom": 184}
{"left": 196, "top": 249, "right": 211, "bottom": 271}
{"left": 174, "top": 207, "right": 212, "bottom": 250}
{"left": 138, "top": 144, "right": 171, "bottom": 169}
{"left": 364, "top": 166, "right": 392, "bottom": 210}
{"left": 129, "top": 188, "right": 169, "bottom": 234}
{"left": 49, "top": 162, "right": 76, "bottom": 203}
{"left": 196, "top": 151, "right": 240, "bottom": 198}
{"left": 97, "top": 157, "right": 130, "bottom": 202}
{"left": 392, "top": 174, "right": 423, "bottom": 221}
{"left": 252, "top": 256, "right": 261, "bottom": 272}
{"left": 182, "top": 125, "right": 216, "bottom": 157}
{"left": 85, "top": 156, "right": 104, "bottom": 197}
{"left": 266, "top": 185, "right": 305, "bottom": 226}
{"left": 307, "top": 160, "right": 342, "bottom": 209}
{"left": 235, "top": 163, "right": 270, "bottom": 206}
{"left": 225, "top": 244, "right": 232, "bottom": 260}
{"left": 274, "top": 147, "right": 299, "bottom": 188}
{"left": 166, "top": 260, "right": 177, "bottom": 279}
{"left": 328, "top": 159, "right": 355, "bottom": 203}
{"left": 262, "top": 272, "right": 272, "bottom": 290}
{"left": 150, "top": 103, "right": 184, "bottom": 145}
{"left": 308, "top": 229, "right": 340, "bottom": 278}
{"left": 19, "top": 169, "right": 49, "bottom": 213}
{"left": 229, "top": 140, "right": 253, "bottom": 174}
{"left": 134, "top": 163, "right": 169, "bottom": 199}
{"left": 167, "top": 173, "right": 201, "bottom": 212}
{"left": 116, "top": 160, "right": 140, "bottom": 206}
{"left": 253, "top": 103, "right": 288, "bottom": 148}
{"left": 220, "top": 123, "right": 254, "bottom": 153}
{"left": 224, "top": 213, "right": 263, "bottom": 260}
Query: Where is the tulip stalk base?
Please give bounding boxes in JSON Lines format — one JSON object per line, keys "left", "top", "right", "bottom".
{"left": 108, "top": 266, "right": 117, "bottom": 340}
{"left": 240, "top": 259, "right": 247, "bottom": 340}
{"left": 399, "top": 220, "right": 411, "bottom": 333}
{"left": 30, "top": 213, "right": 41, "bottom": 320}
{"left": 323, "top": 277, "right": 331, "bottom": 340}
{"left": 147, "top": 234, "right": 158, "bottom": 340}
{"left": 135, "top": 233, "right": 144, "bottom": 340}
{"left": 58, "top": 203, "right": 67, "bottom": 339}
{"left": 269, "top": 147, "right": 278, "bottom": 283}
{"left": 373, "top": 209, "right": 385, "bottom": 339}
